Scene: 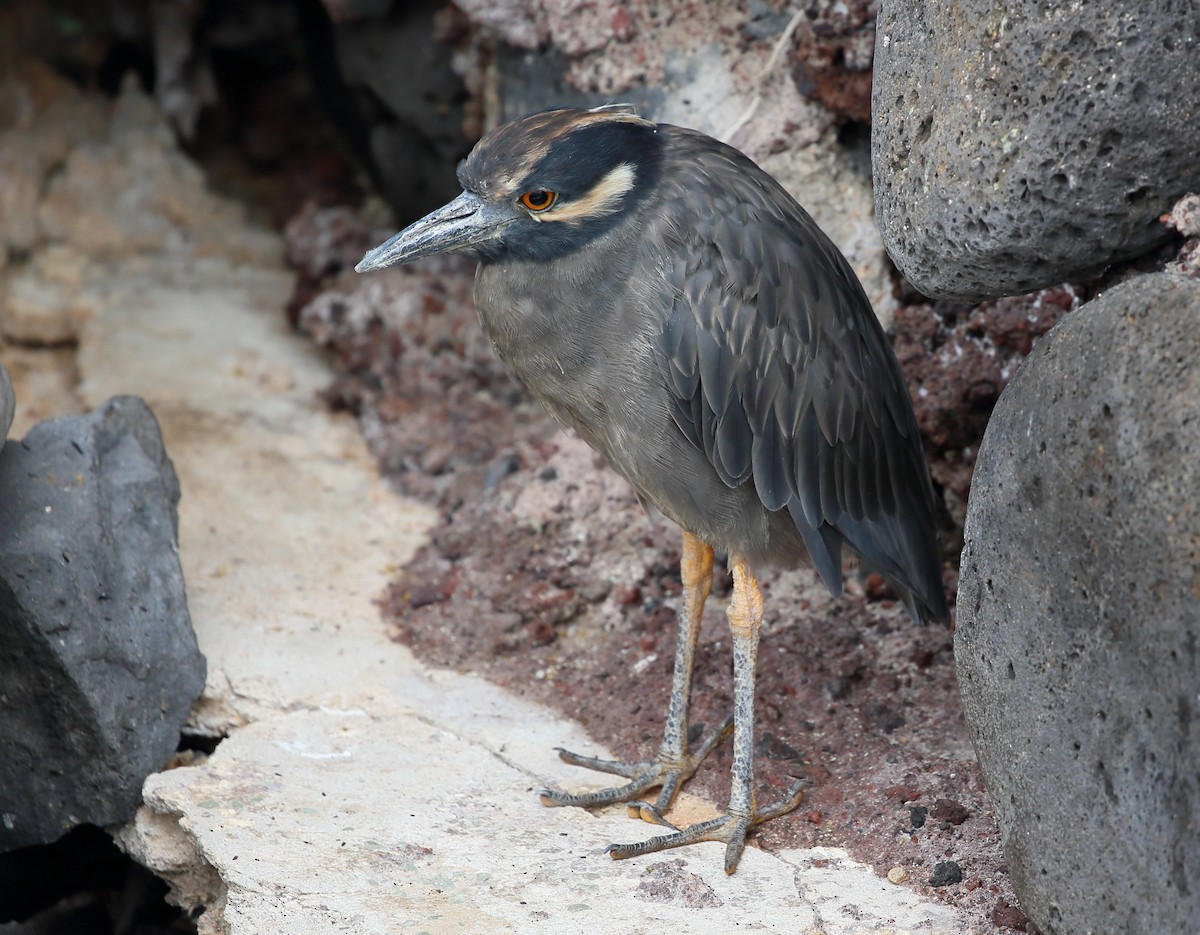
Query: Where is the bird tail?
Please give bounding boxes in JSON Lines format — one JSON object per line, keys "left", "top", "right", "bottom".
{"left": 856, "top": 557, "right": 948, "bottom": 626}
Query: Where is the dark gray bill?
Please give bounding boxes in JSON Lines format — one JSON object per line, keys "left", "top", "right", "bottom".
{"left": 355, "top": 191, "right": 510, "bottom": 272}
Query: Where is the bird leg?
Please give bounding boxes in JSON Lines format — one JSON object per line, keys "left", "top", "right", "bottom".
{"left": 605, "top": 555, "right": 805, "bottom": 873}
{"left": 538, "top": 531, "right": 733, "bottom": 812}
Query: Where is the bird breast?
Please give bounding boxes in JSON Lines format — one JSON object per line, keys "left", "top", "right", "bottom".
{"left": 475, "top": 229, "right": 662, "bottom": 421}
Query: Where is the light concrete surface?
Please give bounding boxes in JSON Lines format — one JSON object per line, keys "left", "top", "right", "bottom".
{"left": 69, "top": 253, "right": 969, "bottom": 933}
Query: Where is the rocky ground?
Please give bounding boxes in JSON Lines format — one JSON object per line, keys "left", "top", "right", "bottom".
{"left": 4, "top": 1, "right": 1196, "bottom": 932}
{"left": 0, "top": 38, "right": 998, "bottom": 935}
{"left": 285, "top": 205, "right": 1089, "bottom": 930}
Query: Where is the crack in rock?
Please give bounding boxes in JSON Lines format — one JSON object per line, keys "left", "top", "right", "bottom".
{"left": 112, "top": 805, "right": 229, "bottom": 935}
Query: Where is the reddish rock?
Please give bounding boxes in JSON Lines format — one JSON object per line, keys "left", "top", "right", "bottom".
{"left": 884, "top": 785, "right": 923, "bottom": 803}
{"left": 1162, "top": 192, "right": 1200, "bottom": 277}
{"left": 931, "top": 798, "right": 971, "bottom": 826}
{"left": 791, "top": 0, "right": 878, "bottom": 123}
{"left": 991, "top": 897, "right": 1032, "bottom": 931}
{"left": 611, "top": 6, "right": 634, "bottom": 42}
{"left": 614, "top": 582, "right": 641, "bottom": 605}
{"left": 892, "top": 285, "right": 1081, "bottom": 528}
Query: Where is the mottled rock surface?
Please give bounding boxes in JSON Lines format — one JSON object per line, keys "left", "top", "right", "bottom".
{"left": 0, "top": 396, "right": 204, "bottom": 853}
{"left": 0, "top": 65, "right": 282, "bottom": 349}
{"left": 873, "top": 2, "right": 1200, "bottom": 300}
{"left": 36, "top": 81, "right": 280, "bottom": 265}
{"left": 791, "top": 0, "right": 877, "bottom": 124}
{"left": 1163, "top": 191, "right": 1200, "bottom": 278}
{"left": 957, "top": 272, "right": 1200, "bottom": 934}
{"left": 1, "top": 245, "right": 96, "bottom": 346}
{"left": 0, "top": 61, "right": 106, "bottom": 257}
{"left": 892, "top": 283, "right": 1081, "bottom": 534}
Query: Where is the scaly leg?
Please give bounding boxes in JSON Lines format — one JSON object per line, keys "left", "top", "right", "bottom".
{"left": 606, "top": 555, "right": 805, "bottom": 874}
{"left": 539, "top": 531, "right": 733, "bottom": 812}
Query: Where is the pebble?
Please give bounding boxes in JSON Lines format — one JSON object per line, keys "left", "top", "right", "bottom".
{"left": 930, "top": 798, "right": 970, "bottom": 825}
{"left": 887, "top": 866, "right": 909, "bottom": 884}
{"left": 930, "top": 860, "right": 963, "bottom": 887}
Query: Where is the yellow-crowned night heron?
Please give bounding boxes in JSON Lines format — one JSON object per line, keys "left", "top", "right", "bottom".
{"left": 357, "top": 104, "right": 947, "bottom": 873}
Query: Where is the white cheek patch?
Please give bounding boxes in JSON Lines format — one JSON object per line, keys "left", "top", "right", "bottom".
{"left": 535, "top": 163, "right": 637, "bottom": 223}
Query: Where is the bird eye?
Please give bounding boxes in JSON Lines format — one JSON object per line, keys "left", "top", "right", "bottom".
{"left": 519, "top": 190, "right": 557, "bottom": 211}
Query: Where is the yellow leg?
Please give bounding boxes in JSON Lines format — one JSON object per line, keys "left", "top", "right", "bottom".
{"left": 659, "top": 532, "right": 715, "bottom": 770}
{"left": 606, "top": 553, "right": 805, "bottom": 874}
{"left": 726, "top": 555, "right": 763, "bottom": 638}
{"left": 539, "top": 531, "right": 732, "bottom": 813}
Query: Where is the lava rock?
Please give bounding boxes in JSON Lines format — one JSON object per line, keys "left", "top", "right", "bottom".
{"left": 957, "top": 273, "right": 1200, "bottom": 933}
{"left": 930, "top": 860, "right": 962, "bottom": 887}
{"left": 496, "top": 44, "right": 602, "bottom": 125}
{"left": 0, "top": 360, "right": 13, "bottom": 442}
{"left": 991, "top": 898, "right": 1032, "bottom": 932}
{"left": 790, "top": 0, "right": 876, "bottom": 123}
{"left": 929, "top": 798, "right": 970, "bottom": 826}
{"left": 872, "top": 2, "right": 1200, "bottom": 301}
{"left": 1163, "top": 192, "right": 1200, "bottom": 278}
{"left": 0, "top": 396, "right": 205, "bottom": 853}
{"left": 634, "top": 858, "right": 723, "bottom": 909}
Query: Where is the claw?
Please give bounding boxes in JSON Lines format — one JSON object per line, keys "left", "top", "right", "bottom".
{"left": 541, "top": 546, "right": 806, "bottom": 875}
{"left": 625, "top": 801, "right": 679, "bottom": 829}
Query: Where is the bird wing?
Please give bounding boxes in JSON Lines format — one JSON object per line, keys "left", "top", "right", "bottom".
{"left": 650, "top": 129, "right": 945, "bottom": 621}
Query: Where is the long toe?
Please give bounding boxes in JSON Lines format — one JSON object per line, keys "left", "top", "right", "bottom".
{"left": 553, "top": 748, "right": 654, "bottom": 779}
{"left": 606, "top": 779, "right": 807, "bottom": 874}
{"left": 539, "top": 716, "right": 734, "bottom": 814}
{"left": 538, "top": 771, "right": 660, "bottom": 809}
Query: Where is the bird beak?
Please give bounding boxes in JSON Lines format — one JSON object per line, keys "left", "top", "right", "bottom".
{"left": 355, "top": 191, "right": 510, "bottom": 272}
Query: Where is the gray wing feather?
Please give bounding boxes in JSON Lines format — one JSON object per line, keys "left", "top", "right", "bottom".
{"left": 651, "top": 128, "right": 945, "bottom": 621}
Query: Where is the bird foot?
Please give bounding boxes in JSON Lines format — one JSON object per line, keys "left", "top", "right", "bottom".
{"left": 607, "top": 779, "right": 806, "bottom": 874}
{"left": 538, "top": 715, "right": 733, "bottom": 813}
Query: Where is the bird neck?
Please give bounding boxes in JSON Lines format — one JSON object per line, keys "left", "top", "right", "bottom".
{"left": 474, "top": 219, "right": 648, "bottom": 382}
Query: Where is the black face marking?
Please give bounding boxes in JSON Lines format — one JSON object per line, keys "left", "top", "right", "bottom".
{"left": 456, "top": 110, "right": 665, "bottom": 264}
{"left": 518, "top": 123, "right": 656, "bottom": 202}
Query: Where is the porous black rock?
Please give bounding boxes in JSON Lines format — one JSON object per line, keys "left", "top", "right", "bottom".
{"left": 872, "top": 2, "right": 1200, "bottom": 301}
{"left": 957, "top": 273, "right": 1200, "bottom": 934}
{"left": 930, "top": 861, "right": 962, "bottom": 888}
{"left": 0, "top": 396, "right": 204, "bottom": 853}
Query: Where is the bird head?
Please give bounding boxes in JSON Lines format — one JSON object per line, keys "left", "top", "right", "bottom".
{"left": 356, "top": 104, "right": 663, "bottom": 271}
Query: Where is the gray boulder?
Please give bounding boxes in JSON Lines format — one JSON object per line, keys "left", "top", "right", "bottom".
{"left": 0, "top": 396, "right": 205, "bottom": 853}
{"left": 872, "top": 2, "right": 1200, "bottom": 301}
{"left": 0, "top": 360, "right": 12, "bottom": 442}
{"left": 956, "top": 273, "right": 1200, "bottom": 934}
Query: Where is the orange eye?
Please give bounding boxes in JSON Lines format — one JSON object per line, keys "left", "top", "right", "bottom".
{"left": 519, "top": 190, "right": 557, "bottom": 211}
